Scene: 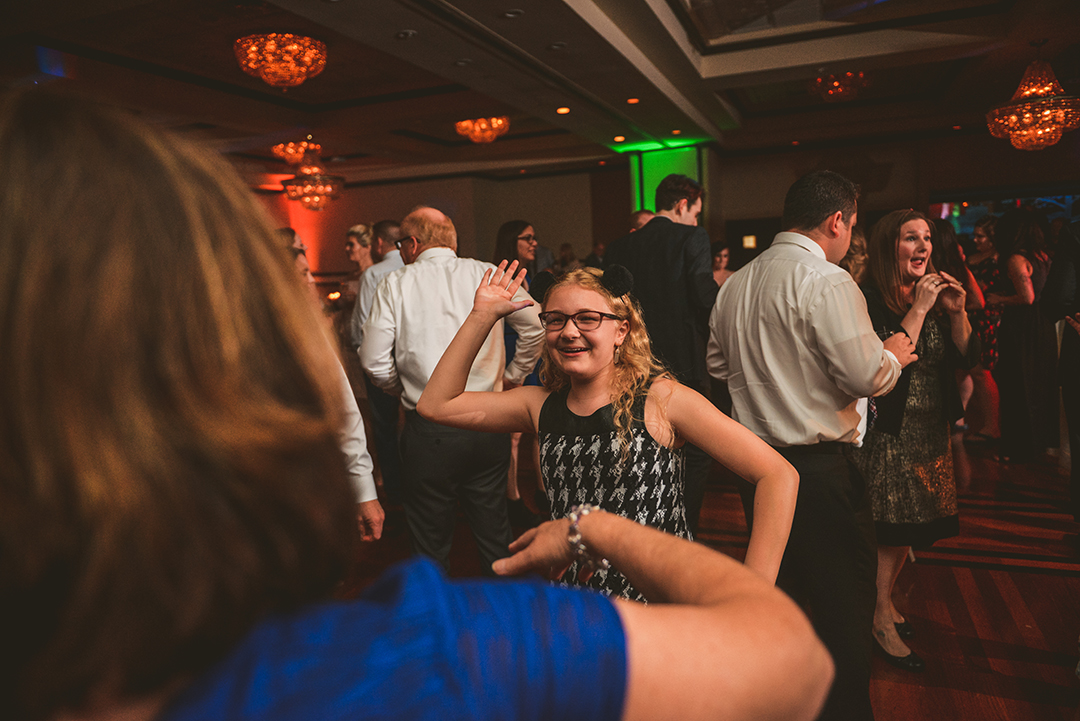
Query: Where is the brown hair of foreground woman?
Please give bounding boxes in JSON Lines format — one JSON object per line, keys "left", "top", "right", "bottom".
{"left": 0, "top": 89, "right": 357, "bottom": 720}
{"left": 0, "top": 89, "right": 832, "bottom": 721}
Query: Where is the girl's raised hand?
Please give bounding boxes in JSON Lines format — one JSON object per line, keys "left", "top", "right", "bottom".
{"left": 473, "top": 260, "right": 534, "bottom": 318}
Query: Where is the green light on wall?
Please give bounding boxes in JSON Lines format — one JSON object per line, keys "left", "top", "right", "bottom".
{"left": 611, "top": 138, "right": 702, "bottom": 153}
{"left": 628, "top": 145, "right": 704, "bottom": 212}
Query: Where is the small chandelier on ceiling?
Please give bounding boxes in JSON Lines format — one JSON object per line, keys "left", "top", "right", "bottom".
{"left": 810, "top": 71, "right": 868, "bottom": 102}
{"left": 234, "top": 33, "right": 327, "bottom": 89}
{"left": 986, "top": 44, "right": 1080, "bottom": 151}
{"left": 281, "top": 150, "right": 344, "bottom": 211}
{"left": 273, "top": 135, "right": 322, "bottom": 164}
{"left": 455, "top": 116, "right": 510, "bottom": 143}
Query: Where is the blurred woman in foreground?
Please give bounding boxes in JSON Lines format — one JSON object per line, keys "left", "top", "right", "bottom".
{"left": 0, "top": 90, "right": 831, "bottom": 721}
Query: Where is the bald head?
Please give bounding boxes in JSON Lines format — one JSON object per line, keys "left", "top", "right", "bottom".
{"left": 401, "top": 207, "right": 457, "bottom": 252}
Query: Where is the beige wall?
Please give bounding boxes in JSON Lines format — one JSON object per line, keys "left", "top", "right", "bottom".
{"left": 257, "top": 171, "right": 598, "bottom": 278}
{"left": 473, "top": 173, "right": 594, "bottom": 264}
{"left": 713, "top": 132, "right": 1079, "bottom": 229}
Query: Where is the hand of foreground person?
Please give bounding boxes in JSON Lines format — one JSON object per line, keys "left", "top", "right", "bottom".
{"left": 883, "top": 331, "right": 918, "bottom": 368}
{"left": 494, "top": 510, "right": 835, "bottom": 721}
{"left": 1066, "top": 313, "right": 1080, "bottom": 336}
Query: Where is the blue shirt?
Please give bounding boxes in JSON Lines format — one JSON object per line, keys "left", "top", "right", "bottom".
{"left": 160, "top": 558, "right": 627, "bottom": 721}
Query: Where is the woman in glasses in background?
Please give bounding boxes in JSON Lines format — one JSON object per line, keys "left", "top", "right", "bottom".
{"left": 419, "top": 265, "right": 797, "bottom": 600}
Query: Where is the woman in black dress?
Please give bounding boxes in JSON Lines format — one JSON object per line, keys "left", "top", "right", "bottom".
{"left": 985, "top": 209, "right": 1059, "bottom": 462}
{"left": 852, "top": 209, "right": 979, "bottom": 671}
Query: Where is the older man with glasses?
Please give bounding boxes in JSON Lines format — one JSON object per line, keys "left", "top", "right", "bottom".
{"left": 360, "top": 206, "right": 543, "bottom": 573}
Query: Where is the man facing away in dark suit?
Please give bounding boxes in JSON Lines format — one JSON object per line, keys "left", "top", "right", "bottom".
{"left": 604, "top": 174, "right": 719, "bottom": 534}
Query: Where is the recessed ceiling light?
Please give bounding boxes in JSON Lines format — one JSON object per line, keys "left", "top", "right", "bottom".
{"left": 952, "top": 125, "right": 962, "bottom": 130}
{"left": 395, "top": 29, "right": 417, "bottom": 40}
{"left": 791, "top": 140, "right": 800, "bottom": 146}
{"left": 671, "top": 129, "right": 681, "bottom": 135}
{"left": 556, "top": 107, "right": 570, "bottom": 115}
{"left": 548, "top": 42, "right": 567, "bottom": 51}
{"left": 613, "top": 135, "right": 625, "bottom": 142}
{"left": 502, "top": 9, "right": 524, "bottom": 18}
{"left": 519, "top": 168, "right": 527, "bottom": 174}
{"left": 626, "top": 98, "right": 639, "bottom": 104}
{"left": 599, "top": 160, "right": 607, "bottom": 166}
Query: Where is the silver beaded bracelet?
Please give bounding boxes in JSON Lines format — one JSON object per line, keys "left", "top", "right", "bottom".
{"left": 567, "top": 504, "right": 610, "bottom": 572}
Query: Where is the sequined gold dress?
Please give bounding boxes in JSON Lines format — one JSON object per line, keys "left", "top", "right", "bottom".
{"left": 852, "top": 314, "right": 960, "bottom": 547}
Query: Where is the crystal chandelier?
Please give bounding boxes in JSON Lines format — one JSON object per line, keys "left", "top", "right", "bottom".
{"left": 986, "top": 57, "right": 1080, "bottom": 151}
{"left": 234, "top": 33, "right": 327, "bottom": 89}
{"left": 455, "top": 116, "right": 510, "bottom": 143}
{"left": 272, "top": 135, "right": 322, "bottom": 164}
{"left": 810, "top": 71, "right": 868, "bottom": 102}
{"left": 281, "top": 150, "right": 344, "bottom": 211}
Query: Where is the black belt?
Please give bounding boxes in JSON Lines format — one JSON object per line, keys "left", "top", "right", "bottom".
{"left": 769, "top": 441, "right": 850, "bottom": 457}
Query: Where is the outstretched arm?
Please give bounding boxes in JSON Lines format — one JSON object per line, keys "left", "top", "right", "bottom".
{"left": 494, "top": 510, "right": 833, "bottom": 721}
{"left": 660, "top": 380, "right": 798, "bottom": 583}
{"left": 416, "top": 261, "right": 547, "bottom": 434}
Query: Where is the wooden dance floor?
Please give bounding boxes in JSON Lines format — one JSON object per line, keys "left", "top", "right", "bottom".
{"left": 342, "top": 438, "right": 1080, "bottom": 720}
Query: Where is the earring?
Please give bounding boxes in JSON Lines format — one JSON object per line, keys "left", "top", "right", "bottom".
{"left": 614, "top": 345, "right": 622, "bottom": 364}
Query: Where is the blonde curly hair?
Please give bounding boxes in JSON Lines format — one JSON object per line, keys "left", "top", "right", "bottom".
{"left": 537, "top": 267, "right": 674, "bottom": 458}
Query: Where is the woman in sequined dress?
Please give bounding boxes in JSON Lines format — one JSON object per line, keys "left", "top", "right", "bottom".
{"left": 852, "top": 210, "right": 979, "bottom": 671}
{"left": 418, "top": 264, "right": 797, "bottom": 601}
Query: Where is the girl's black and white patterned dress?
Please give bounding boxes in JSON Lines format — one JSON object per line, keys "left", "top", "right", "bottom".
{"left": 538, "top": 387, "right": 689, "bottom": 602}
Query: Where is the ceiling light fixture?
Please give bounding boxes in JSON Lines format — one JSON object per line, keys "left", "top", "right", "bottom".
{"left": 986, "top": 44, "right": 1080, "bottom": 151}
{"left": 810, "top": 71, "right": 868, "bottom": 102}
{"left": 626, "top": 98, "right": 639, "bottom": 104}
{"left": 280, "top": 149, "right": 343, "bottom": 211}
{"left": 234, "top": 33, "right": 327, "bottom": 89}
{"left": 613, "top": 135, "right": 625, "bottom": 142}
{"left": 272, "top": 135, "right": 321, "bottom": 164}
{"left": 556, "top": 107, "right": 570, "bottom": 115}
{"left": 455, "top": 116, "right": 510, "bottom": 143}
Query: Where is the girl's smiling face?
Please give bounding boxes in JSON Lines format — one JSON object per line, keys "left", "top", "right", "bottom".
{"left": 543, "top": 285, "right": 628, "bottom": 379}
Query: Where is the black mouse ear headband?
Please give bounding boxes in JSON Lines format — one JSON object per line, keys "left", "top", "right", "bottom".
{"left": 600, "top": 264, "right": 634, "bottom": 298}
{"left": 529, "top": 264, "right": 634, "bottom": 303}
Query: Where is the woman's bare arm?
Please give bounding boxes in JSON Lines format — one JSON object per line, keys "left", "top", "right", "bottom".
{"left": 985, "top": 254, "right": 1035, "bottom": 306}
{"left": 494, "top": 511, "right": 833, "bottom": 721}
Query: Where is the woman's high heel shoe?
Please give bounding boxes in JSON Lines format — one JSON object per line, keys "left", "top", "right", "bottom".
{"left": 873, "top": 637, "right": 925, "bottom": 672}
{"left": 894, "top": 620, "right": 915, "bottom": 639}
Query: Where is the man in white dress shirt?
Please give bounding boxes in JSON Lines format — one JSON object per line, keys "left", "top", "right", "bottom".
{"left": 351, "top": 220, "right": 406, "bottom": 503}
{"left": 707, "top": 171, "right": 916, "bottom": 721}
{"left": 360, "top": 206, "right": 543, "bottom": 572}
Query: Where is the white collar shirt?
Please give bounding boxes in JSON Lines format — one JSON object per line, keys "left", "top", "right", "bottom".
{"left": 350, "top": 249, "right": 404, "bottom": 349}
{"left": 707, "top": 231, "right": 901, "bottom": 447}
{"left": 359, "top": 247, "right": 544, "bottom": 410}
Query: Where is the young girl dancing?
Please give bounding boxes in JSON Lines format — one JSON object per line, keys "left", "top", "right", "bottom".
{"left": 419, "top": 262, "right": 798, "bottom": 600}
